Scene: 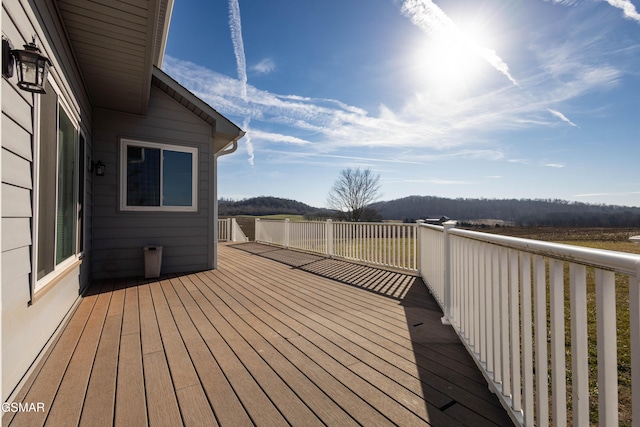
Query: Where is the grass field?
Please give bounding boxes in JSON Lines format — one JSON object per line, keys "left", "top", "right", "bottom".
{"left": 484, "top": 227, "right": 640, "bottom": 425}
{"left": 483, "top": 226, "right": 640, "bottom": 254}
{"left": 257, "top": 214, "right": 307, "bottom": 221}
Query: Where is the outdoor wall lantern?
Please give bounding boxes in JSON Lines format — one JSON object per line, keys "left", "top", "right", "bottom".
{"left": 2, "top": 36, "right": 51, "bottom": 94}
{"left": 93, "top": 161, "right": 106, "bottom": 177}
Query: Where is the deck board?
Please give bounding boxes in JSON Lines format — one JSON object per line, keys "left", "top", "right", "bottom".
{"left": 115, "top": 283, "right": 147, "bottom": 427}
{"left": 44, "top": 285, "right": 112, "bottom": 426}
{"left": 7, "top": 291, "right": 99, "bottom": 427}
{"left": 166, "top": 277, "right": 253, "bottom": 427}
{"left": 135, "top": 280, "right": 184, "bottom": 427}
{"left": 4, "top": 243, "right": 514, "bottom": 427}
{"left": 79, "top": 280, "right": 122, "bottom": 427}
{"left": 157, "top": 278, "right": 218, "bottom": 426}
{"left": 214, "top": 258, "right": 460, "bottom": 425}
{"left": 185, "top": 273, "right": 324, "bottom": 427}
{"left": 190, "top": 274, "right": 358, "bottom": 426}
{"left": 175, "top": 274, "right": 289, "bottom": 427}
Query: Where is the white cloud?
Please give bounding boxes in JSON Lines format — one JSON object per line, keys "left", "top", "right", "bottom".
{"left": 249, "top": 129, "right": 310, "bottom": 145}
{"left": 545, "top": 0, "right": 580, "bottom": 5}
{"left": 573, "top": 191, "right": 640, "bottom": 200}
{"left": 242, "top": 118, "right": 254, "bottom": 165}
{"left": 257, "top": 149, "right": 424, "bottom": 166}
{"left": 404, "top": 178, "right": 470, "bottom": 185}
{"left": 163, "top": 53, "right": 619, "bottom": 158}
{"left": 251, "top": 58, "right": 276, "bottom": 74}
{"left": 403, "top": 149, "right": 506, "bottom": 162}
{"left": 545, "top": 163, "right": 565, "bottom": 168}
{"left": 546, "top": 0, "right": 640, "bottom": 25}
{"left": 547, "top": 108, "right": 578, "bottom": 127}
{"left": 604, "top": 0, "right": 640, "bottom": 23}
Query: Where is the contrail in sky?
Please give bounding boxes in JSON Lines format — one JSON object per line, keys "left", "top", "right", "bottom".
{"left": 550, "top": 0, "right": 640, "bottom": 22}
{"left": 398, "top": 0, "right": 519, "bottom": 86}
{"left": 603, "top": 0, "right": 640, "bottom": 22}
{"left": 228, "top": 0, "right": 247, "bottom": 100}
{"left": 228, "top": 0, "right": 254, "bottom": 164}
{"left": 547, "top": 108, "right": 578, "bottom": 127}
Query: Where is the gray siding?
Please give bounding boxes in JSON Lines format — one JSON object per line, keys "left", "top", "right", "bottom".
{"left": 92, "top": 86, "right": 215, "bottom": 279}
{"left": 79, "top": 133, "right": 93, "bottom": 291}
{"left": 1, "top": 0, "right": 93, "bottom": 401}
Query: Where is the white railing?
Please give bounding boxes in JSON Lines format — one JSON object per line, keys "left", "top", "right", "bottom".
{"left": 217, "top": 218, "right": 248, "bottom": 242}
{"left": 255, "top": 218, "right": 417, "bottom": 271}
{"left": 422, "top": 221, "right": 640, "bottom": 427}
{"left": 417, "top": 222, "right": 448, "bottom": 310}
{"left": 254, "top": 217, "right": 640, "bottom": 426}
{"left": 254, "top": 218, "right": 289, "bottom": 247}
{"left": 332, "top": 221, "right": 417, "bottom": 270}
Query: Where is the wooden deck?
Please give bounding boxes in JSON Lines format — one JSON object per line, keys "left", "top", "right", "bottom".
{"left": 4, "top": 243, "right": 514, "bottom": 427}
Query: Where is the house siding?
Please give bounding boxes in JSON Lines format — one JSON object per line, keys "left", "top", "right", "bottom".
{"left": 1, "top": 0, "right": 92, "bottom": 401}
{"left": 92, "top": 86, "right": 216, "bottom": 280}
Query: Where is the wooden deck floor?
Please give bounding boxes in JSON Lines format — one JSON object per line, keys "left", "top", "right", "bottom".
{"left": 4, "top": 243, "right": 514, "bottom": 427}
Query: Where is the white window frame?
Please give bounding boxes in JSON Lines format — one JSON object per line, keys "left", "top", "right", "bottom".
{"left": 119, "top": 139, "right": 198, "bottom": 212}
{"left": 33, "top": 78, "right": 83, "bottom": 292}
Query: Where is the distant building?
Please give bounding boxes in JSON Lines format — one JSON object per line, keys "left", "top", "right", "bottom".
{"left": 424, "top": 216, "right": 451, "bottom": 225}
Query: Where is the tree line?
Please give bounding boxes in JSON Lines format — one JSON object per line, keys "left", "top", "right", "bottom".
{"left": 372, "top": 195, "right": 640, "bottom": 227}
{"left": 220, "top": 194, "right": 640, "bottom": 227}
{"left": 219, "top": 196, "right": 332, "bottom": 217}
{"left": 219, "top": 168, "right": 640, "bottom": 227}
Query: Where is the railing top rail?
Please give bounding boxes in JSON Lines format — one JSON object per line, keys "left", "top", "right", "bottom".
{"left": 449, "top": 227, "right": 640, "bottom": 275}
{"left": 258, "top": 219, "right": 418, "bottom": 226}
{"left": 418, "top": 223, "right": 445, "bottom": 232}
{"left": 333, "top": 221, "right": 416, "bottom": 226}
{"left": 256, "top": 218, "right": 326, "bottom": 223}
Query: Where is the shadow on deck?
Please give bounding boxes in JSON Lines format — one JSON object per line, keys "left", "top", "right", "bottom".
{"left": 4, "top": 243, "right": 514, "bottom": 426}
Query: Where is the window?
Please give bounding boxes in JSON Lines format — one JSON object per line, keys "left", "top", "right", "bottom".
{"left": 55, "top": 107, "right": 78, "bottom": 264}
{"left": 120, "top": 139, "right": 198, "bottom": 211}
{"left": 35, "top": 80, "right": 83, "bottom": 284}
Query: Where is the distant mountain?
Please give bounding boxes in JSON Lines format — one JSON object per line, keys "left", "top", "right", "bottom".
{"left": 371, "top": 195, "right": 640, "bottom": 227}
{"left": 219, "top": 195, "right": 640, "bottom": 227}
{"left": 218, "top": 196, "right": 330, "bottom": 217}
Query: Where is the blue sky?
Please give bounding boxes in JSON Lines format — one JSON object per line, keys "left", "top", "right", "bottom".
{"left": 164, "top": 0, "right": 640, "bottom": 208}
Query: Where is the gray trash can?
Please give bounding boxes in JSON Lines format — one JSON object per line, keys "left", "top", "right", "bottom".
{"left": 143, "top": 246, "right": 163, "bottom": 278}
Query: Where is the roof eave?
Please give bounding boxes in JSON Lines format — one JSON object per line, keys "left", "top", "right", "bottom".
{"left": 151, "top": 67, "right": 244, "bottom": 153}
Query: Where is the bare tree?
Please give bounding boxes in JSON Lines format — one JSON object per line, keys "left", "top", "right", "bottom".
{"left": 327, "top": 168, "right": 382, "bottom": 222}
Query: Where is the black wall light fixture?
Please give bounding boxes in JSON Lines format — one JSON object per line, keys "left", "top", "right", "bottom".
{"left": 2, "top": 36, "right": 52, "bottom": 94}
{"left": 92, "top": 160, "right": 106, "bottom": 177}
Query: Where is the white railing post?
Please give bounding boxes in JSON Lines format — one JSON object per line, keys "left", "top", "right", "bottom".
{"left": 326, "top": 219, "right": 333, "bottom": 257}
{"left": 596, "top": 268, "right": 618, "bottom": 426}
{"left": 230, "top": 218, "right": 237, "bottom": 242}
{"left": 255, "top": 218, "right": 261, "bottom": 242}
{"left": 442, "top": 220, "right": 457, "bottom": 325}
{"left": 415, "top": 220, "right": 425, "bottom": 273}
{"left": 284, "top": 218, "right": 290, "bottom": 248}
{"left": 632, "top": 262, "right": 640, "bottom": 426}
